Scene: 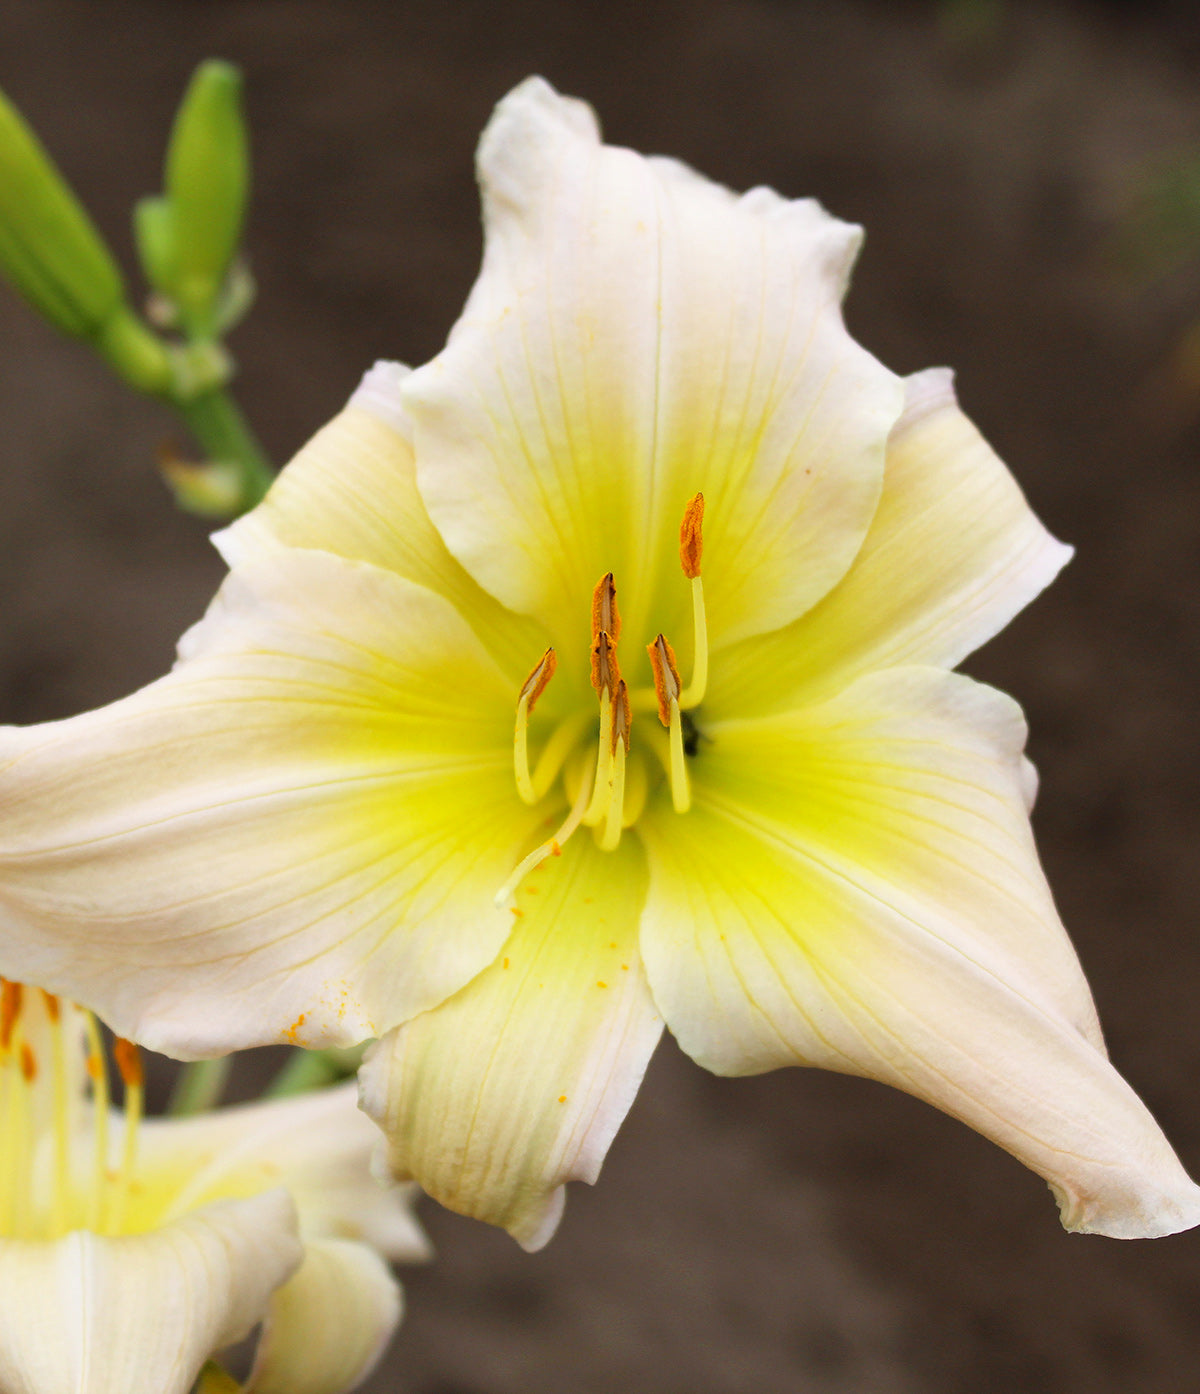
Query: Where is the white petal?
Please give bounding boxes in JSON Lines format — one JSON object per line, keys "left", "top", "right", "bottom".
{"left": 0, "top": 548, "right": 542, "bottom": 1058}
{"left": 406, "top": 76, "right": 903, "bottom": 673}
{"left": 215, "top": 363, "right": 544, "bottom": 687}
{"left": 247, "top": 1238, "right": 402, "bottom": 1394}
{"left": 361, "top": 833, "right": 662, "bottom": 1250}
{"left": 712, "top": 368, "right": 1073, "bottom": 716}
{"left": 0, "top": 1191, "right": 301, "bottom": 1394}
{"left": 639, "top": 667, "right": 1200, "bottom": 1238}
{"left": 134, "top": 1082, "right": 430, "bottom": 1262}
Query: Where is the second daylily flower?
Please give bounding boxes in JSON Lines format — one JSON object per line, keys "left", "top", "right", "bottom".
{"left": 0, "top": 982, "right": 427, "bottom": 1394}
{"left": 1, "top": 77, "right": 1197, "bottom": 1250}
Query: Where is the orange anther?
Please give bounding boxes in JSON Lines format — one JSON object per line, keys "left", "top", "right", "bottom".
{"left": 1, "top": 980, "right": 22, "bottom": 1051}
{"left": 518, "top": 647, "right": 557, "bottom": 715}
{"left": 591, "top": 628, "right": 622, "bottom": 694}
{"left": 591, "top": 572, "right": 621, "bottom": 647}
{"left": 647, "top": 633, "right": 682, "bottom": 726}
{"left": 113, "top": 1037, "right": 144, "bottom": 1088}
{"left": 39, "top": 989, "right": 60, "bottom": 1021}
{"left": 612, "top": 680, "right": 632, "bottom": 755}
{"left": 679, "top": 493, "right": 704, "bottom": 579}
{"left": 19, "top": 1042, "right": 35, "bottom": 1082}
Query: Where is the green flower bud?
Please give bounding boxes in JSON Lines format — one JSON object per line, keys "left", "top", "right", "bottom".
{"left": 0, "top": 84, "right": 125, "bottom": 339}
{"left": 132, "top": 194, "right": 178, "bottom": 304}
{"left": 160, "top": 60, "right": 249, "bottom": 336}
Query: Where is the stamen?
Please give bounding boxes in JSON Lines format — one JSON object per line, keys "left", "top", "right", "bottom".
{"left": 621, "top": 750, "right": 648, "bottom": 828}
{"left": 514, "top": 647, "right": 557, "bottom": 805}
{"left": 0, "top": 997, "right": 24, "bottom": 1236}
{"left": 583, "top": 685, "right": 615, "bottom": 826}
{"left": 494, "top": 753, "right": 597, "bottom": 910}
{"left": 648, "top": 634, "right": 690, "bottom": 813}
{"left": 648, "top": 634, "right": 681, "bottom": 725}
{"left": 591, "top": 571, "right": 622, "bottom": 647}
{"left": 591, "top": 628, "right": 621, "bottom": 696}
{"left": 83, "top": 1011, "right": 110, "bottom": 1233}
{"left": 678, "top": 494, "right": 708, "bottom": 709}
{"left": 586, "top": 575, "right": 624, "bottom": 829}
{"left": 1, "top": 979, "right": 22, "bottom": 1051}
{"left": 47, "top": 1000, "right": 72, "bottom": 1235}
{"left": 679, "top": 493, "right": 704, "bottom": 579}
{"left": 612, "top": 678, "right": 632, "bottom": 757}
{"left": 112, "top": 1038, "right": 143, "bottom": 1232}
{"left": 598, "top": 681, "right": 631, "bottom": 852}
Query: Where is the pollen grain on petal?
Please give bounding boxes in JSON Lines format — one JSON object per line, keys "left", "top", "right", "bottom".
{"left": 680, "top": 492, "right": 705, "bottom": 579}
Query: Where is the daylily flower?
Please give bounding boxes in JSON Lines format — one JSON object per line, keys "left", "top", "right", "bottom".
{"left": 0, "top": 981, "right": 427, "bottom": 1394}
{"left": 1, "top": 76, "right": 1198, "bottom": 1253}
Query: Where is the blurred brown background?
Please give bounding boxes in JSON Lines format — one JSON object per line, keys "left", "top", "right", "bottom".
{"left": 4, "top": 1, "right": 1200, "bottom": 1390}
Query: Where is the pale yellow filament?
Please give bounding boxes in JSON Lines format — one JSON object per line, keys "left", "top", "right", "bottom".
{"left": 598, "top": 740, "right": 627, "bottom": 851}
{"left": 666, "top": 697, "right": 691, "bottom": 813}
{"left": 83, "top": 1012, "right": 110, "bottom": 1233}
{"left": 513, "top": 691, "right": 537, "bottom": 804}
{"left": 679, "top": 576, "right": 708, "bottom": 710}
{"left": 583, "top": 690, "right": 615, "bottom": 827}
{"left": 48, "top": 1004, "right": 71, "bottom": 1235}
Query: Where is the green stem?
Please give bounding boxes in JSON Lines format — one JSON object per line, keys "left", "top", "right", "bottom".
{"left": 265, "top": 1043, "right": 366, "bottom": 1098}
{"left": 175, "top": 385, "right": 274, "bottom": 514}
{"left": 168, "top": 1056, "right": 232, "bottom": 1116}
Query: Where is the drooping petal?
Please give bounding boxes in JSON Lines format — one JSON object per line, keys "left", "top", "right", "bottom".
{"left": 405, "top": 76, "right": 904, "bottom": 671}
{"left": 711, "top": 368, "right": 1073, "bottom": 717}
{"left": 247, "top": 1238, "right": 402, "bottom": 1394}
{"left": 0, "top": 548, "right": 542, "bottom": 1059}
{"left": 361, "top": 834, "right": 662, "bottom": 1251}
{"left": 0, "top": 1191, "right": 302, "bottom": 1394}
{"left": 639, "top": 667, "right": 1200, "bottom": 1238}
{"left": 133, "top": 1082, "right": 429, "bottom": 1261}
{"left": 215, "top": 362, "right": 545, "bottom": 690}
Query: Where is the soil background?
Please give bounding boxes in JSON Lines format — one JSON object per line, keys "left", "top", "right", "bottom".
{"left": 4, "top": 2, "right": 1200, "bottom": 1391}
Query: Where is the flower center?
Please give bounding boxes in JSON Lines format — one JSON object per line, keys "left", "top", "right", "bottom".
{"left": 0, "top": 979, "right": 143, "bottom": 1240}
{"left": 497, "top": 494, "right": 708, "bottom": 908}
